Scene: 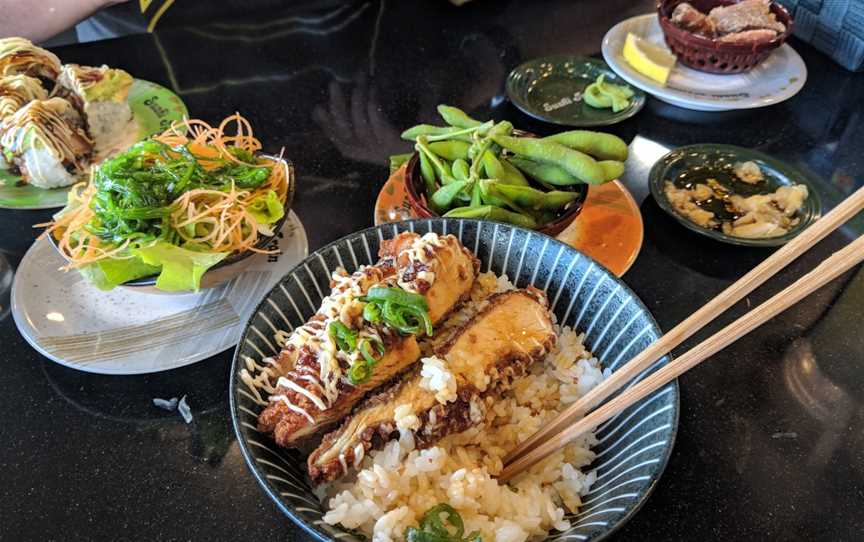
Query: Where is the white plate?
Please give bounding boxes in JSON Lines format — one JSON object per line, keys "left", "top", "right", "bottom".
{"left": 602, "top": 14, "right": 807, "bottom": 112}
{"left": 12, "top": 211, "right": 308, "bottom": 375}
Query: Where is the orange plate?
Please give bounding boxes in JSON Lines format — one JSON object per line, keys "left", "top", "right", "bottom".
{"left": 375, "top": 166, "right": 644, "bottom": 276}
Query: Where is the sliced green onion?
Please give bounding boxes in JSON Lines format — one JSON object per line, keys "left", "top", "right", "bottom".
{"left": 328, "top": 321, "right": 357, "bottom": 352}
{"left": 405, "top": 504, "right": 481, "bottom": 542}
{"left": 347, "top": 360, "right": 372, "bottom": 385}
{"left": 365, "top": 287, "right": 429, "bottom": 311}
{"left": 357, "top": 338, "right": 380, "bottom": 366}
{"left": 363, "top": 302, "right": 382, "bottom": 323}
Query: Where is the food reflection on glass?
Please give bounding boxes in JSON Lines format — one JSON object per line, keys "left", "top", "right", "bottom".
{"left": 394, "top": 104, "right": 627, "bottom": 232}
{"left": 241, "top": 232, "right": 609, "bottom": 540}
{"left": 39, "top": 114, "right": 292, "bottom": 292}
{"left": 0, "top": 37, "right": 139, "bottom": 190}
{"left": 664, "top": 159, "right": 809, "bottom": 239}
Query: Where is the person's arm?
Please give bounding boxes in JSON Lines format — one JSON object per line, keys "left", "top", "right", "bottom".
{"left": 0, "top": 0, "right": 127, "bottom": 43}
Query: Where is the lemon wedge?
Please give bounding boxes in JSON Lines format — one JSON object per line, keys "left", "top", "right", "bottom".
{"left": 622, "top": 32, "right": 676, "bottom": 85}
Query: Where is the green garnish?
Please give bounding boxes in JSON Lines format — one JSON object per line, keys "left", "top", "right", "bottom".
{"left": 405, "top": 504, "right": 481, "bottom": 542}
{"left": 583, "top": 74, "right": 634, "bottom": 113}
{"left": 329, "top": 321, "right": 385, "bottom": 386}
{"left": 361, "top": 286, "right": 434, "bottom": 336}
{"left": 347, "top": 337, "right": 385, "bottom": 385}
{"left": 328, "top": 321, "right": 357, "bottom": 353}
{"left": 87, "top": 139, "right": 273, "bottom": 246}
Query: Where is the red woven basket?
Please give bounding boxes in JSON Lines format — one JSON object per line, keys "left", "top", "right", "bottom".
{"left": 657, "top": 0, "right": 794, "bottom": 74}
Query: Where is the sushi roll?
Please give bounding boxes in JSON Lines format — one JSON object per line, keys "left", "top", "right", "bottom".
{"left": 0, "top": 75, "right": 48, "bottom": 124}
{"left": 52, "top": 64, "right": 133, "bottom": 152}
{"left": 0, "top": 98, "right": 93, "bottom": 189}
{"left": 0, "top": 37, "right": 60, "bottom": 81}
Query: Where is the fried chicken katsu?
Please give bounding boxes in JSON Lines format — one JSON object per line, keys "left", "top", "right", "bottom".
{"left": 307, "top": 287, "right": 557, "bottom": 484}
{"left": 245, "top": 232, "right": 478, "bottom": 448}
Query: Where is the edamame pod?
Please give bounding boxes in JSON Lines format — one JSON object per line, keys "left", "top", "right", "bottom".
{"left": 486, "top": 206, "right": 537, "bottom": 229}
{"left": 401, "top": 124, "right": 472, "bottom": 142}
{"left": 428, "top": 140, "right": 471, "bottom": 161}
{"left": 479, "top": 178, "right": 509, "bottom": 207}
{"left": 389, "top": 153, "right": 412, "bottom": 174}
{"left": 416, "top": 137, "right": 456, "bottom": 185}
{"left": 494, "top": 183, "right": 579, "bottom": 211}
{"left": 419, "top": 151, "right": 438, "bottom": 195}
{"left": 508, "top": 157, "right": 578, "bottom": 186}
{"left": 470, "top": 181, "right": 482, "bottom": 206}
{"left": 431, "top": 180, "right": 468, "bottom": 210}
{"left": 437, "top": 105, "right": 482, "bottom": 128}
{"left": 542, "top": 130, "right": 629, "bottom": 161}
{"left": 500, "top": 157, "right": 529, "bottom": 186}
{"left": 451, "top": 158, "right": 470, "bottom": 181}
{"left": 443, "top": 204, "right": 537, "bottom": 229}
{"left": 443, "top": 204, "right": 494, "bottom": 219}
{"left": 598, "top": 160, "right": 625, "bottom": 181}
{"left": 481, "top": 152, "right": 529, "bottom": 186}
{"left": 492, "top": 135, "right": 605, "bottom": 185}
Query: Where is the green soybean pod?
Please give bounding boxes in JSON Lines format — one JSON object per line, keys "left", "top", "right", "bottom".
{"left": 508, "top": 157, "right": 578, "bottom": 186}
{"left": 401, "top": 124, "right": 472, "bottom": 142}
{"left": 431, "top": 180, "right": 469, "bottom": 211}
{"left": 491, "top": 183, "right": 546, "bottom": 210}
{"left": 495, "top": 184, "right": 578, "bottom": 211}
{"left": 598, "top": 160, "right": 625, "bottom": 181}
{"left": 389, "top": 153, "right": 412, "bottom": 174}
{"left": 443, "top": 205, "right": 493, "bottom": 219}
{"left": 428, "top": 140, "right": 471, "bottom": 161}
{"left": 499, "top": 157, "right": 530, "bottom": 186}
{"left": 451, "top": 158, "right": 470, "bottom": 181}
{"left": 539, "top": 190, "right": 580, "bottom": 210}
{"left": 542, "top": 130, "right": 628, "bottom": 161}
{"left": 486, "top": 206, "right": 538, "bottom": 229}
{"left": 492, "top": 135, "right": 605, "bottom": 185}
{"left": 418, "top": 151, "right": 438, "bottom": 195}
{"left": 478, "top": 178, "right": 509, "bottom": 207}
{"left": 436, "top": 105, "right": 483, "bottom": 128}
{"left": 470, "top": 181, "right": 482, "bottom": 206}
{"left": 482, "top": 151, "right": 505, "bottom": 180}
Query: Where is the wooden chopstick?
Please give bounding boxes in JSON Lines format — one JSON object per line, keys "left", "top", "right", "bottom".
{"left": 503, "top": 185, "right": 864, "bottom": 466}
{"left": 500, "top": 232, "right": 864, "bottom": 481}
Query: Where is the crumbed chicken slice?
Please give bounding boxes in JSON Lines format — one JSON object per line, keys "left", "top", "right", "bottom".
{"left": 259, "top": 335, "right": 422, "bottom": 445}
{"left": 307, "top": 288, "right": 556, "bottom": 484}
{"left": 253, "top": 232, "right": 479, "bottom": 448}
{"left": 671, "top": 2, "right": 716, "bottom": 37}
{"left": 709, "top": 0, "right": 786, "bottom": 35}
{"left": 717, "top": 29, "right": 778, "bottom": 43}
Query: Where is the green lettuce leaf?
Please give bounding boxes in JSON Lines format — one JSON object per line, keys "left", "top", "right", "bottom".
{"left": 248, "top": 190, "right": 285, "bottom": 225}
{"left": 132, "top": 241, "right": 228, "bottom": 292}
{"left": 79, "top": 256, "right": 161, "bottom": 291}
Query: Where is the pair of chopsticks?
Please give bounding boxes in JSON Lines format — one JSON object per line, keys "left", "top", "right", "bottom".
{"left": 499, "top": 185, "right": 864, "bottom": 482}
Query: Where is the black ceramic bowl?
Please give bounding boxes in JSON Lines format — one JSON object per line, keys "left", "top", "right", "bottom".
{"left": 230, "top": 218, "right": 679, "bottom": 542}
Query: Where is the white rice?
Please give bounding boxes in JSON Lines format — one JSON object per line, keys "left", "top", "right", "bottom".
{"left": 322, "top": 272, "right": 609, "bottom": 542}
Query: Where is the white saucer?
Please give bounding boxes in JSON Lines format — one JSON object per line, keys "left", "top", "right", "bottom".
{"left": 12, "top": 211, "right": 308, "bottom": 375}
{"left": 602, "top": 14, "right": 807, "bottom": 112}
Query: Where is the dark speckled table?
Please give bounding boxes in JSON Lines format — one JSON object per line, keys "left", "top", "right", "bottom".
{"left": 1, "top": 1, "right": 863, "bottom": 540}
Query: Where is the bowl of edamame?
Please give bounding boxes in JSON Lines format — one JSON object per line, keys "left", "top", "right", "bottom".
{"left": 395, "top": 105, "right": 628, "bottom": 236}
